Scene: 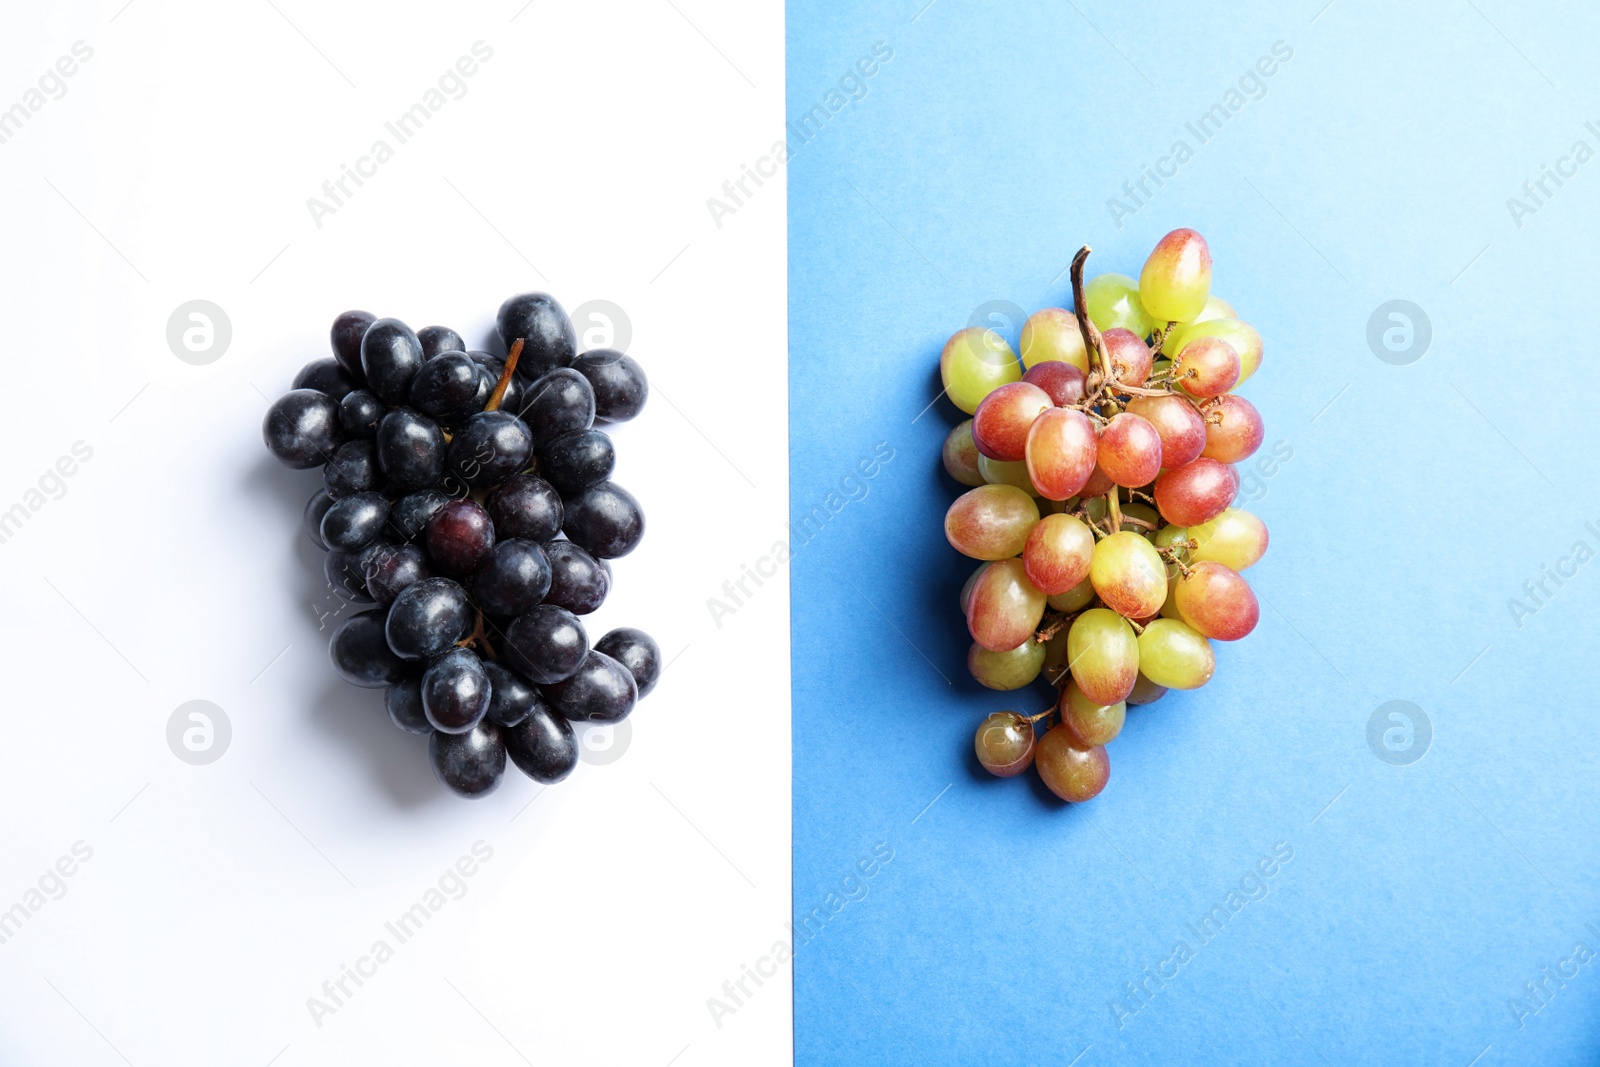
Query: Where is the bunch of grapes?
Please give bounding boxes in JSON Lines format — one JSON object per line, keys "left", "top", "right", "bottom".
{"left": 940, "top": 230, "right": 1270, "bottom": 803}
{"left": 262, "top": 293, "right": 660, "bottom": 799}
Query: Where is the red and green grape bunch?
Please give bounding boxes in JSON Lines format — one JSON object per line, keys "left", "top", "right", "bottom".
{"left": 941, "top": 230, "right": 1270, "bottom": 803}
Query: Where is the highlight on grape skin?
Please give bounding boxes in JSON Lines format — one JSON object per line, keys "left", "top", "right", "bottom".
{"left": 1138, "top": 227, "right": 1213, "bottom": 323}
{"left": 940, "top": 327, "right": 1021, "bottom": 414}
{"left": 972, "top": 382, "right": 1052, "bottom": 461}
{"left": 966, "top": 558, "right": 1047, "bottom": 653}
{"left": 1025, "top": 407, "right": 1097, "bottom": 500}
{"left": 1173, "top": 561, "right": 1260, "bottom": 641}
{"left": 1200, "top": 395, "right": 1265, "bottom": 464}
{"left": 945, "top": 484, "right": 1040, "bottom": 560}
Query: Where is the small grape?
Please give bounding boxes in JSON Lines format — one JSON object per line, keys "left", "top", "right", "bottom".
{"left": 497, "top": 292, "right": 578, "bottom": 382}
{"left": 1102, "top": 328, "right": 1153, "bottom": 386}
{"left": 338, "top": 390, "right": 384, "bottom": 439}
{"left": 503, "top": 604, "right": 588, "bottom": 684}
{"left": 422, "top": 648, "right": 492, "bottom": 734}
{"left": 409, "top": 352, "right": 485, "bottom": 422}
{"left": 376, "top": 409, "right": 446, "bottom": 492}
{"left": 488, "top": 475, "right": 564, "bottom": 543}
{"left": 331, "top": 310, "right": 376, "bottom": 380}
{"left": 385, "top": 674, "right": 430, "bottom": 734}
{"left": 329, "top": 609, "right": 408, "bottom": 688}
{"left": 293, "top": 357, "right": 359, "bottom": 401}
{"left": 1164, "top": 318, "right": 1262, "bottom": 385}
{"left": 572, "top": 349, "right": 649, "bottom": 423}
{"left": 1172, "top": 336, "right": 1240, "bottom": 398}
{"left": 446, "top": 411, "right": 534, "bottom": 489}
{"left": 1019, "top": 308, "right": 1089, "bottom": 373}
{"left": 945, "top": 484, "right": 1039, "bottom": 560}
{"left": 1200, "top": 395, "right": 1265, "bottom": 464}
{"left": 428, "top": 721, "right": 506, "bottom": 799}
{"left": 1136, "top": 618, "right": 1215, "bottom": 689}
{"left": 968, "top": 639, "right": 1045, "bottom": 690}
{"left": 503, "top": 705, "right": 580, "bottom": 783}
{"left": 321, "top": 492, "right": 389, "bottom": 552}
{"left": 471, "top": 539, "right": 553, "bottom": 618}
{"left": 323, "top": 440, "right": 381, "bottom": 500}
{"left": 263, "top": 390, "right": 340, "bottom": 469}
{"left": 387, "top": 489, "right": 451, "bottom": 543}
{"left": 1097, "top": 412, "right": 1162, "bottom": 488}
{"left": 543, "top": 650, "right": 638, "bottom": 723}
{"left": 483, "top": 661, "right": 542, "bottom": 728}
{"left": 418, "top": 325, "right": 466, "bottom": 359}
{"left": 1126, "top": 393, "right": 1206, "bottom": 470}
{"left": 1059, "top": 680, "right": 1125, "bottom": 746}
{"left": 365, "top": 543, "right": 431, "bottom": 606}
{"left": 360, "top": 318, "right": 426, "bottom": 404}
{"left": 1021, "top": 360, "right": 1088, "bottom": 406}
{"left": 975, "top": 711, "right": 1035, "bottom": 777}
{"left": 426, "top": 499, "right": 496, "bottom": 578}
{"left": 1127, "top": 673, "right": 1168, "bottom": 706}
{"left": 1034, "top": 725, "right": 1109, "bottom": 802}
{"left": 539, "top": 430, "right": 616, "bottom": 494}
{"left": 594, "top": 627, "right": 662, "bottom": 698}
{"left": 966, "top": 558, "right": 1047, "bottom": 653}
{"left": 977, "top": 454, "right": 1037, "bottom": 494}
{"left": 563, "top": 481, "right": 645, "bottom": 559}
{"left": 385, "top": 578, "right": 473, "bottom": 661}
{"left": 940, "top": 327, "right": 1021, "bottom": 414}
{"left": 943, "top": 420, "right": 986, "bottom": 487}
{"left": 514, "top": 369, "right": 595, "bottom": 448}
{"left": 1138, "top": 229, "right": 1212, "bottom": 323}
{"left": 1046, "top": 575, "right": 1096, "bottom": 613}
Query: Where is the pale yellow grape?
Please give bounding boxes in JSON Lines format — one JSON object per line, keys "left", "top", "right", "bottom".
{"left": 1163, "top": 318, "right": 1263, "bottom": 386}
{"left": 941, "top": 327, "right": 1021, "bottom": 414}
{"left": 1083, "top": 273, "right": 1157, "bottom": 339}
{"left": 978, "top": 454, "right": 1039, "bottom": 493}
{"left": 1136, "top": 618, "right": 1215, "bottom": 689}
{"left": 1188, "top": 508, "right": 1268, "bottom": 571}
{"left": 1066, "top": 607, "right": 1140, "bottom": 705}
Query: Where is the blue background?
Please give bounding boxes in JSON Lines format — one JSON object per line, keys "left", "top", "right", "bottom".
{"left": 788, "top": 1, "right": 1600, "bottom": 1063}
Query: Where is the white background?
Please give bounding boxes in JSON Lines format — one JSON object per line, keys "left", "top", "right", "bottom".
{"left": 0, "top": 2, "right": 790, "bottom": 1064}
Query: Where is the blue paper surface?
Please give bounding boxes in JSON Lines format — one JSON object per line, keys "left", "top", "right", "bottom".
{"left": 788, "top": 1, "right": 1600, "bottom": 1063}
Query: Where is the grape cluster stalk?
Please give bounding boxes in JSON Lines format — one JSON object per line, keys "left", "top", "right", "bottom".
{"left": 941, "top": 230, "right": 1271, "bottom": 802}
{"left": 263, "top": 293, "right": 659, "bottom": 798}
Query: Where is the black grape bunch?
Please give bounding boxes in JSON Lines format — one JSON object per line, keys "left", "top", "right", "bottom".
{"left": 262, "top": 293, "right": 659, "bottom": 798}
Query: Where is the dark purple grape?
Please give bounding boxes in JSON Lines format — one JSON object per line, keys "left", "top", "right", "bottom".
{"left": 425, "top": 499, "right": 495, "bottom": 576}
{"left": 594, "top": 627, "right": 661, "bottom": 698}
{"left": 543, "top": 650, "right": 637, "bottom": 723}
{"left": 514, "top": 369, "right": 595, "bottom": 449}
{"left": 409, "top": 352, "right": 482, "bottom": 421}
{"left": 562, "top": 481, "right": 644, "bottom": 558}
{"left": 543, "top": 541, "right": 609, "bottom": 614}
{"left": 263, "top": 389, "right": 340, "bottom": 469}
{"left": 503, "top": 705, "right": 578, "bottom": 783}
{"left": 503, "top": 605, "right": 587, "bottom": 684}
{"left": 321, "top": 491, "right": 389, "bottom": 552}
{"left": 304, "top": 489, "right": 335, "bottom": 550}
{"left": 386, "top": 674, "right": 430, "bottom": 734}
{"left": 446, "top": 411, "right": 532, "bottom": 489}
{"left": 330, "top": 609, "right": 408, "bottom": 688}
{"left": 418, "top": 325, "right": 466, "bottom": 359}
{"left": 360, "top": 317, "right": 425, "bottom": 404}
{"left": 375, "top": 409, "right": 446, "bottom": 491}
{"left": 470, "top": 540, "right": 551, "bottom": 617}
{"left": 538, "top": 430, "right": 614, "bottom": 494}
{"left": 573, "top": 349, "right": 648, "bottom": 423}
{"left": 293, "top": 357, "right": 359, "bottom": 400}
{"left": 483, "top": 661, "right": 541, "bottom": 727}
{"left": 487, "top": 475, "right": 562, "bottom": 542}
{"left": 322, "top": 439, "right": 380, "bottom": 500}
{"left": 471, "top": 354, "right": 522, "bottom": 413}
{"left": 385, "top": 577, "right": 472, "bottom": 660}
{"left": 331, "top": 310, "right": 375, "bottom": 380}
{"left": 324, "top": 544, "right": 379, "bottom": 603}
{"left": 422, "top": 648, "right": 492, "bottom": 734}
{"left": 365, "top": 543, "right": 431, "bottom": 606}
{"left": 338, "top": 390, "right": 384, "bottom": 439}
{"left": 429, "top": 722, "right": 505, "bottom": 798}
{"left": 497, "top": 292, "right": 576, "bottom": 381}
{"left": 387, "top": 489, "right": 451, "bottom": 542}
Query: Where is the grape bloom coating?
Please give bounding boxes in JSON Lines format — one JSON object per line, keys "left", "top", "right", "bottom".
{"left": 939, "top": 231, "right": 1270, "bottom": 803}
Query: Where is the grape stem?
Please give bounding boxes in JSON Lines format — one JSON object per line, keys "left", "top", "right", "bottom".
{"left": 1025, "top": 706, "right": 1056, "bottom": 724}
{"left": 1069, "top": 246, "right": 1113, "bottom": 393}
{"left": 484, "top": 338, "right": 525, "bottom": 413}
{"left": 458, "top": 610, "right": 501, "bottom": 661}
{"left": 1106, "top": 491, "right": 1123, "bottom": 533}
{"left": 1034, "top": 610, "right": 1078, "bottom": 643}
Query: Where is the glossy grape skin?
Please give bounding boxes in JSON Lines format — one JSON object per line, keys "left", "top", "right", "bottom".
{"left": 470, "top": 539, "right": 552, "bottom": 617}
{"left": 294, "top": 357, "right": 359, "bottom": 400}
{"left": 1020, "top": 308, "right": 1090, "bottom": 373}
{"left": 418, "top": 325, "right": 466, "bottom": 359}
{"left": 482, "top": 661, "right": 541, "bottom": 727}
{"left": 360, "top": 317, "right": 425, "bottom": 404}
{"left": 940, "top": 327, "right": 1021, "bottom": 414}
{"left": 322, "top": 440, "right": 380, "bottom": 500}
{"left": 1097, "top": 413, "right": 1163, "bottom": 488}
{"left": 1022, "top": 513, "right": 1095, "bottom": 595}
{"left": 1067, "top": 608, "right": 1140, "bottom": 706}
{"left": 1022, "top": 360, "right": 1088, "bottom": 406}
{"left": 338, "top": 390, "right": 384, "bottom": 439}
{"left": 329, "top": 609, "right": 408, "bottom": 688}
{"left": 1089, "top": 531, "right": 1167, "bottom": 619}
{"left": 1084, "top": 273, "right": 1157, "bottom": 339}
{"left": 324, "top": 544, "right": 379, "bottom": 603}
{"left": 331, "top": 310, "right": 376, "bottom": 379}
{"left": 539, "top": 430, "right": 615, "bottom": 494}
{"left": 1137, "top": 618, "right": 1215, "bottom": 689}
{"left": 966, "top": 558, "right": 1047, "bottom": 653}
{"left": 1165, "top": 318, "right": 1263, "bottom": 385}
{"left": 386, "top": 489, "right": 451, "bottom": 543}
{"left": 425, "top": 500, "right": 495, "bottom": 577}
{"left": 504, "top": 604, "right": 588, "bottom": 684}
{"left": 304, "top": 490, "right": 335, "bottom": 550}
{"left": 1201, "top": 395, "right": 1265, "bottom": 464}
{"left": 488, "top": 475, "right": 564, "bottom": 542}
{"left": 594, "top": 627, "right": 661, "bottom": 698}
{"left": 1025, "top": 407, "right": 1097, "bottom": 501}
{"left": 573, "top": 349, "right": 649, "bottom": 423}
{"left": 429, "top": 721, "right": 506, "bottom": 799}
{"left": 385, "top": 674, "right": 430, "bottom": 734}
{"left": 973, "top": 382, "right": 1052, "bottom": 462}
{"left": 1035, "top": 725, "right": 1110, "bottom": 802}
{"left": 446, "top": 411, "right": 534, "bottom": 489}
{"left": 408, "top": 352, "right": 482, "bottom": 421}
{"left": 977, "top": 455, "right": 1037, "bottom": 494}
{"left": 365, "top": 543, "right": 431, "bottom": 606}
{"left": 1172, "top": 336, "right": 1240, "bottom": 398}
{"left": 945, "top": 484, "right": 1039, "bottom": 561}
{"left": 498, "top": 292, "right": 578, "bottom": 382}
{"left": 1060, "top": 680, "right": 1126, "bottom": 746}
{"left": 514, "top": 368, "right": 597, "bottom": 449}
{"left": 1102, "top": 328, "right": 1153, "bottom": 386}
{"left": 969, "top": 639, "right": 1045, "bottom": 690}
{"left": 1127, "top": 673, "right": 1168, "bottom": 705}
{"left": 975, "top": 711, "right": 1035, "bottom": 776}
{"left": 385, "top": 577, "right": 473, "bottom": 661}
{"left": 1047, "top": 575, "right": 1096, "bottom": 613}
{"left": 563, "top": 481, "right": 645, "bottom": 558}
{"left": 543, "top": 540, "right": 611, "bottom": 614}
{"left": 263, "top": 389, "right": 341, "bottom": 469}
{"left": 543, "top": 650, "right": 638, "bottom": 723}
{"left": 1188, "top": 508, "right": 1269, "bottom": 571}
{"left": 321, "top": 491, "right": 389, "bottom": 552}
{"left": 1125, "top": 394, "right": 1206, "bottom": 470}
{"left": 1139, "top": 229, "right": 1212, "bottom": 323}
{"left": 504, "top": 705, "right": 579, "bottom": 782}
{"left": 1174, "top": 561, "right": 1259, "bottom": 640}
{"left": 1078, "top": 466, "right": 1115, "bottom": 503}
{"left": 1155, "top": 459, "right": 1240, "bottom": 527}
{"left": 376, "top": 409, "right": 446, "bottom": 491}
{"left": 421, "top": 648, "right": 492, "bottom": 733}
{"left": 943, "top": 420, "right": 985, "bottom": 487}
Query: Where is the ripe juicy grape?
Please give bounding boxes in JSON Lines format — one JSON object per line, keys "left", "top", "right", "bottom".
{"left": 264, "top": 293, "right": 660, "bottom": 800}
{"left": 935, "top": 230, "right": 1272, "bottom": 802}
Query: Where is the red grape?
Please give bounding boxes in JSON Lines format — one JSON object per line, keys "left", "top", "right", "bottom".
{"left": 1022, "top": 513, "right": 1094, "bottom": 595}
{"left": 975, "top": 711, "right": 1035, "bottom": 776}
{"left": 1025, "top": 408, "right": 1097, "bottom": 500}
{"left": 1126, "top": 393, "right": 1205, "bottom": 469}
{"left": 1097, "top": 412, "right": 1162, "bottom": 487}
{"left": 966, "top": 558, "right": 1047, "bottom": 652}
{"left": 1059, "top": 680, "right": 1125, "bottom": 746}
{"left": 943, "top": 420, "right": 986, "bottom": 486}
{"left": 1089, "top": 531, "right": 1167, "bottom": 619}
{"left": 1034, "top": 725, "right": 1110, "bottom": 802}
{"left": 1154, "top": 458, "right": 1239, "bottom": 527}
{"left": 1172, "top": 336, "right": 1240, "bottom": 398}
{"left": 945, "top": 484, "right": 1039, "bottom": 560}
{"left": 1102, "top": 328, "right": 1153, "bottom": 386}
{"left": 1173, "top": 560, "right": 1259, "bottom": 641}
{"left": 972, "top": 381, "right": 1052, "bottom": 461}
{"left": 1022, "top": 360, "right": 1087, "bottom": 406}
{"left": 1200, "top": 395, "right": 1264, "bottom": 464}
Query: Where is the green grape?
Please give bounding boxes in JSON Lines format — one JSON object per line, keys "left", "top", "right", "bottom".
{"left": 1066, "top": 607, "right": 1139, "bottom": 705}
{"left": 1060, "top": 679, "right": 1126, "bottom": 746}
{"left": 1188, "top": 508, "right": 1268, "bottom": 571}
{"left": 1089, "top": 531, "right": 1167, "bottom": 619}
{"left": 969, "top": 639, "right": 1046, "bottom": 690}
{"left": 1117, "top": 501, "right": 1161, "bottom": 539}
{"left": 945, "top": 484, "right": 1039, "bottom": 560}
{"left": 1127, "top": 672, "right": 1167, "bottom": 705}
{"left": 1047, "top": 575, "right": 1096, "bottom": 613}
{"left": 1163, "top": 318, "right": 1262, "bottom": 386}
{"left": 1042, "top": 628, "right": 1070, "bottom": 685}
{"left": 1084, "top": 273, "right": 1157, "bottom": 339}
{"left": 978, "top": 453, "right": 1038, "bottom": 493}
{"left": 940, "top": 327, "right": 1021, "bottom": 414}
{"left": 1138, "top": 228, "right": 1212, "bottom": 322}
{"left": 1136, "top": 618, "right": 1214, "bottom": 689}
{"left": 975, "top": 711, "right": 1035, "bottom": 776}
{"left": 942, "top": 420, "right": 986, "bottom": 487}
{"left": 1020, "top": 308, "right": 1090, "bottom": 373}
